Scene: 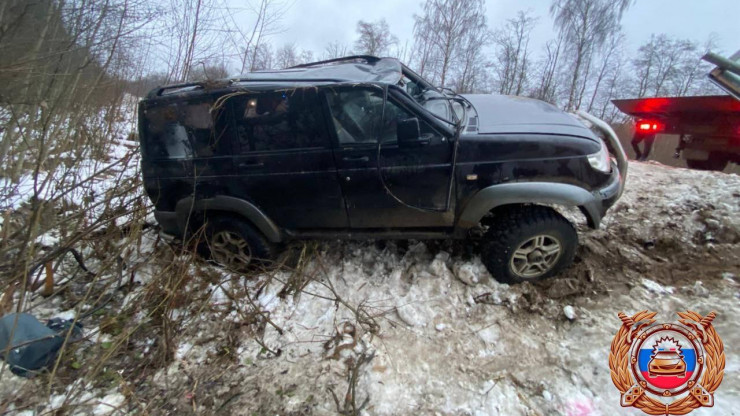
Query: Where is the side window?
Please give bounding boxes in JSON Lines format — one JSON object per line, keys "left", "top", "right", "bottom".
{"left": 142, "top": 99, "right": 223, "bottom": 159}
{"left": 380, "top": 99, "right": 414, "bottom": 143}
{"left": 325, "top": 88, "right": 438, "bottom": 145}
{"left": 185, "top": 102, "right": 220, "bottom": 158}
{"left": 231, "top": 89, "right": 329, "bottom": 152}
{"left": 325, "top": 88, "right": 385, "bottom": 144}
{"left": 143, "top": 104, "right": 192, "bottom": 159}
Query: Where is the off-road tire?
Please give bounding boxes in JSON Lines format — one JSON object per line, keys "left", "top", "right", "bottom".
{"left": 481, "top": 205, "right": 577, "bottom": 284}
{"left": 204, "top": 215, "right": 275, "bottom": 272}
{"left": 685, "top": 153, "right": 728, "bottom": 171}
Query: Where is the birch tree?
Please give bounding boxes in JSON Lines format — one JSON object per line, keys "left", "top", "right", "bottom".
{"left": 492, "top": 11, "right": 537, "bottom": 95}
{"left": 412, "top": 0, "right": 488, "bottom": 88}
{"left": 531, "top": 35, "right": 564, "bottom": 104}
{"left": 323, "top": 41, "right": 351, "bottom": 60}
{"left": 631, "top": 34, "right": 716, "bottom": 98}
{"left": 354, "top": 19, "right": 398, "bottom": 56}
{"left": 550, "top": 0, "right": 632, "bottom": 110}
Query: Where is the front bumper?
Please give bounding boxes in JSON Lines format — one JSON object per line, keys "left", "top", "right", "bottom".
{"left": 580, "top": 162, "right": 623, "bottom": 228}
{"left": 573, "top": 110, "right": 628, "bottom": 228}
{"left": 576, "top": 110, "right": 628, "bottom": 197}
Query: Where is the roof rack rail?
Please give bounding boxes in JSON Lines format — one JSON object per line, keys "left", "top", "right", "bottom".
{"left": 229, "top": 77, "right": 347, "bottom": 84}
{"left": 289, "top": 55, "right": 381, "bottom": 69}
{"left": 147, "top": 82, "right": 204, "bottom": 98}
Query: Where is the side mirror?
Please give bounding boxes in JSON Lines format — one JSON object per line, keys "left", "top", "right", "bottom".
{"left": 397, "top": 117, "right": 422, "bottom": 146}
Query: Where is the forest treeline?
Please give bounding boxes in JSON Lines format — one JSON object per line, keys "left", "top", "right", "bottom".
{"left": 0, "top": 0, "right": 722, "bottom": 121}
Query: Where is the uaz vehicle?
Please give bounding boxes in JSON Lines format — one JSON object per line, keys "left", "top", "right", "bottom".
{"left": 138, "top": 56, "right": 627, "bottom": 284}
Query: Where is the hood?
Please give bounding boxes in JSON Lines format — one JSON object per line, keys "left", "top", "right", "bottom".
{"left": 462, "top": 94, "right": 593, "bottom": 136}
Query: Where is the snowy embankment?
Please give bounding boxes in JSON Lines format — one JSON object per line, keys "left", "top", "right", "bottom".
{"left": 1, "top": 161, "right": 739, "bottom": 415}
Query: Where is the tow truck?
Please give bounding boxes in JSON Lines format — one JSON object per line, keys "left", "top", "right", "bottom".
{"left": 613, "top": 50, "right": 740, "bottom": 171}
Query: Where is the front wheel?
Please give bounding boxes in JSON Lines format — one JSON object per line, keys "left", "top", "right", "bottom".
{"left": 481, "top": 206, "right": 577, "bottom": 284}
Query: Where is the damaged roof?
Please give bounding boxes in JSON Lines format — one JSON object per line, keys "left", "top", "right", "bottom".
{"left": 240, "top": 56, "right": 402, "bottom": 84}
{"left": 148, "top": 56, "right": 403, "bottom": 98}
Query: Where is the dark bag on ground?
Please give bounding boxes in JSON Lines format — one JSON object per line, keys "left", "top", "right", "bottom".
{"left": 0, "top": 313, "right": 82, "bottom": 377}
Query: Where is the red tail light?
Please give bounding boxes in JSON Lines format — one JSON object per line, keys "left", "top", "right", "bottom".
{"left": 636, "top": 119, "right": 663, "bottom": 133}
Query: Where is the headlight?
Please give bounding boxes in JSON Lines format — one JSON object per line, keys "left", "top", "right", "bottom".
{"left": 588, "top": 138, "right": 611, "bottom": 173}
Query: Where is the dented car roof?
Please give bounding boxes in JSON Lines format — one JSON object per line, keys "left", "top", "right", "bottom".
{"left": 240, "top": 56, "right": 403, "bottom": 84}
{"left": 147, "top": 56, "right": 403, "bottom": 99}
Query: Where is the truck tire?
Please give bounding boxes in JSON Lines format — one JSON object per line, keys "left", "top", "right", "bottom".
{"left": 685, "top": 153, "right": 728, "bottom": 171}
{"left": 481, "top": 206, "right": 577, "bottom": 284}
{"left": 204, "top": 215, "right": 275, "bottom": 272}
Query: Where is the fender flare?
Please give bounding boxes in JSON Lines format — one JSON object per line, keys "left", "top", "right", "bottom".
{"left": 175, "top": 196, "right": 283, "bottom": 242}
{"left": 456, "top": 182, "right": 602, "bottom": 229}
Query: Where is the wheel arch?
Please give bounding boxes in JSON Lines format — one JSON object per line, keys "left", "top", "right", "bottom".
{"left": 175, "top": 196, "right": 283, "bottom": 243}
{"left": 457, "top": 182, "right": 602, "bottom": 229}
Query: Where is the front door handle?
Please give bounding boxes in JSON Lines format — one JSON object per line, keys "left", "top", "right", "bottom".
{"left": 342, "top": 156, "right": 370, "bottom": 162}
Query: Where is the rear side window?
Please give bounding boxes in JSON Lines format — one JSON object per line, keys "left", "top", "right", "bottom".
{"left": 230, "top": 89, "right": 329, "bottom": 152}
{"left": 141, "top": 99, "right": 226, "bottom": 159}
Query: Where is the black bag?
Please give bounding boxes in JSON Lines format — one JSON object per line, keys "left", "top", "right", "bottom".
{"left": 0, "top": 313, "right": 82, "bottom": 377}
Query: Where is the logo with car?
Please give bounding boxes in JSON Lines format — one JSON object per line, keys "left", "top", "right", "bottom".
{"left": 609, "top": 310, "right": 725, "bottom": 414}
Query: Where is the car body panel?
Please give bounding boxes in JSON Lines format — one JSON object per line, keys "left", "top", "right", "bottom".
{"left": 462, "top": 94, "right": 594, "bottom": 136}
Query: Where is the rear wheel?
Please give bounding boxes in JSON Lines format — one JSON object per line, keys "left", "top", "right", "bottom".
{"left": 481, "top": 206, "right": 577, "bottom": 284}
{"left": 685, "top": 153, "right": 728, "bottom": 171}
{"left": 205, "top": 216, "right": 275, "bottom": 272}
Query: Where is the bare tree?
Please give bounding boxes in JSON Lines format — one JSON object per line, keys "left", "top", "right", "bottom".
{"left": 299, "top": 49, "right": 314, "bottom": 65}
{"left": 324, "top": 41, "right": 351, "bottom": 60}
{"left": 0, "top": 0, "right": 156, "bottom": 323}
{"left": 492, "top": 11, "right": 537, "bottom": 95}
{"left": 550, "top": 0, "right": 632, "bottom": 110}
{"left": 410, "top": 20, "right": 439, "bottom": 81}
{"left": 218, "top": 0, "right": 288, "bottom": 73}
{"left": 531, "top": 34, "right": 564, "bottom": 104}
{"left": 163, "top": 0, "right": 227, "bottom": 82}
{"left": 452, "top": 19, "right": 491, "bottom": 93}
{"left": 631, "top": 34, "right": 715, "bottom": 98}
{"left": 598, "top": 57, "right": 628, "bottom": 121}
{"left": 247, "top": 41, "right": 274, "bottom": 70}
{"left": 586, "top": 31, "right": 624, "bottom": 112}
{"left": 412, "top": 0, "right": 488, "bottom": 88}
{"left": 274, "top": 43, "right": 314, "bottom": 68}
{"left": 393, "top": 40, "right": 412, "bottom": 63}
{"left": 275, "top": 43, "right": 299, "bottom": 68}
{"left": 354, "top": 19, "right": 397, "bottom": 56}
{"left": 671, "top": 37, "right": 719, "bottom": 96}
{"left": 187, "top": 61, "right": 230, "bottom": 81}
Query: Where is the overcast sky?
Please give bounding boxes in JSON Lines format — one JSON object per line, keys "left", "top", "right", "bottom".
{"left": 263, "top": 0, "right": 738, "bottom": 59}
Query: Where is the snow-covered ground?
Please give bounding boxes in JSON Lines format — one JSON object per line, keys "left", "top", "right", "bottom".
{"left": 1, "top": 161, "right": 739, "bottom": 415}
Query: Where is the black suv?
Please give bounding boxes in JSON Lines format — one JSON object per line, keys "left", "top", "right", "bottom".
{"left": 138, "top": 56, "right": 627, "bottom": 284}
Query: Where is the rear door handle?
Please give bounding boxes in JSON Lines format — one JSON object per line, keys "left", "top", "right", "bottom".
{"left": 238, "top": 161, "right": 264, "bottom": 168}
{"left": 342, "top": 156, "right": 370, "bottom": 162}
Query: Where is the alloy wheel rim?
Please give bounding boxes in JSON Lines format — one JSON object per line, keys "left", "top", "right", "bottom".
{"left": 210, "top": 231, "right": 252, "bottom": 270}
{"left": 509, "top": 234, "right": 562, "bottom": 279}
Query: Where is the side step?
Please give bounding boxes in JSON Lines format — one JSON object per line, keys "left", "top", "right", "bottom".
{"left": 284, "top": 229, "right": 456, "bottom": 240}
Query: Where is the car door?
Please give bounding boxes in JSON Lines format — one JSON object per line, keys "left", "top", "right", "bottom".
{"left": 324, "top": 86, "right": 455, "bottom": 228}
{"left": 226, "top": 88, "right": 348, "bottom": 229}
